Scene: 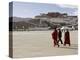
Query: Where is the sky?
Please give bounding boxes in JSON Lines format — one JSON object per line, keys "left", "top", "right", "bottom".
{"left": 9, "top": 1, "right": 78, "bottom": 18}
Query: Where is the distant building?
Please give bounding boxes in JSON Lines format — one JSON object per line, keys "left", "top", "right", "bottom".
{"left": 34, "top": 12, "right": 78, "bottom": 29}
{"left": 11, "top": 12, "right": 78, "bottom": 31}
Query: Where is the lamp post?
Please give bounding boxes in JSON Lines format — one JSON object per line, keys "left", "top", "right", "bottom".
{"left": 22, "top": 26, "right": 25, "bottom": 31}
{"left": 16, "top": 26, "right": 18, "bottom": 31}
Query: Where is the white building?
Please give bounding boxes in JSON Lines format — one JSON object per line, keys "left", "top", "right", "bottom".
{"left": 34, "top": 12, "right": 78, "bottom": 29}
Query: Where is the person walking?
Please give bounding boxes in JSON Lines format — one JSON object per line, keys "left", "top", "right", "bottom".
{"left": 58, "top": 29, "right": 63, "bottom": 44}
{"left": 52, "top": 28, "right": 59, "bottom": 47}
{"left": 64, "top": 29, "right": 71, "bottom": 46}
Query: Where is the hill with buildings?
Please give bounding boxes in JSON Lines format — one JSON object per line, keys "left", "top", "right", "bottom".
{"left": 9, "top": 12, "right": 78, "bottom": 31}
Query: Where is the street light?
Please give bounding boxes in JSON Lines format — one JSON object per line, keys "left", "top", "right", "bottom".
{"left": 22, "top": 26, "right": 25, "bottom": 31}
{"left": 16, "top": 26, "right": 18, "bottom": 31}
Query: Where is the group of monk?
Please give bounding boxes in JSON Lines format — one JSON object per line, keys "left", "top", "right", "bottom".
{"left": 52, "top": 28, "right": 70, "bottom": 47}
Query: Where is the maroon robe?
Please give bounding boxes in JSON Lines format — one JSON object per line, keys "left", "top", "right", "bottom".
{"left": 64, "top": 31, "right": 70, "bottom": 46}
{"left": 52, "top": 30, "right": 58, "bottom": 46}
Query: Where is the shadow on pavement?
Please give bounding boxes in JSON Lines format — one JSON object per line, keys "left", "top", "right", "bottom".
{"left": 59, "top": 44, "right": 78, "bottom": 50}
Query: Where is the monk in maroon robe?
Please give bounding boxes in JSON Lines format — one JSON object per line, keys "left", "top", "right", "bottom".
{"left": 64, "top": 29, "right": 71, "bottom": 46}
{"left": 52, "top": 28, "right": 59, "bottom": 47}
